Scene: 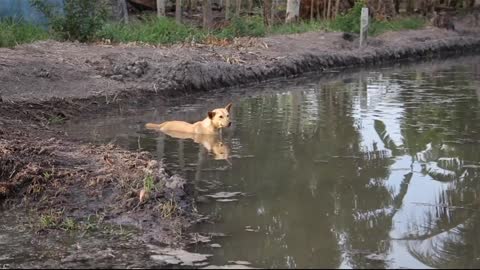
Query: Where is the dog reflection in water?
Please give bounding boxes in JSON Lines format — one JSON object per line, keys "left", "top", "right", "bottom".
{"left": 157, "top": 130, "right": 230, "bottom": 161}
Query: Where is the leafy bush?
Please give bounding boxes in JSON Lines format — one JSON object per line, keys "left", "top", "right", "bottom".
{"left": 31, "top": 0, "right": 107, "bottom": 42}
{"left": 329, "top": 0, "right": 365, "bottom": 33}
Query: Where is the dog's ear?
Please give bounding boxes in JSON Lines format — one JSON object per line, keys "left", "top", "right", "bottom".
{"left": 225, "top": 103, "right": 233, "bottom": 112}
{"left": 208, "top": 111, "right": 216, "bottom": 119}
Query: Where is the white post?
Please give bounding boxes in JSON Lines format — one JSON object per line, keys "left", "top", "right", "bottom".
{"left": 359, "top": 7, "right": 369, "bottom": 48}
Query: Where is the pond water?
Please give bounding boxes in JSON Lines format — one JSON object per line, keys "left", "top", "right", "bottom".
{"left": 61, "top": 55, "right": 480, "bottom": 268}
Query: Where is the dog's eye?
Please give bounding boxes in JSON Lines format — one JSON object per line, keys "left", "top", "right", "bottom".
{"left": 219, "top": 116, "right": 223, "bottom": 118}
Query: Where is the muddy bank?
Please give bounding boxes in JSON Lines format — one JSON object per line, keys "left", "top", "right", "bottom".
{"left": 1, "top": 15, "right": 479, "bottom": 105}
{"left": 1, "top": 116, "right": 197, "bottom": 241}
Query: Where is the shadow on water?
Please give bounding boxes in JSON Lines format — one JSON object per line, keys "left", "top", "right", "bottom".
{"left": 8, "top": 55, "right": 480, "bottom": 268}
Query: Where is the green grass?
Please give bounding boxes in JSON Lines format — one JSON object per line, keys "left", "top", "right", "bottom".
{"left": 39, "top": 213, "right": 60, "bottom": 229}
{"left": 0, "top": 11, "right": 425, "bottom": 48}
{"left": 0, "top": 18, "right": 49, "bottom": 48}
{"left": 215, "top": 16, "right": 266, "bottom": 39}
{"left": 369, "top": 17, "right": 426, "bottom": 36}
{"left": 269, "top": 20, "right": 329, "bottom": 35}
{"left": 97, "top": 16, "right": 203, "bottom": 44}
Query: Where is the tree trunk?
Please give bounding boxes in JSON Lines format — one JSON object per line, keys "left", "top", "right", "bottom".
{"left": 236, "top": 0, "right": 242, "bottom": 17}
{"left": 394, "top": 0, "right": 400, "bottom": 14}
{"left": 406, "top": 0, "right": 415, "bottom": 13}
{"left": 118, "top": 0, "right": 129, "bottom": 23}
{"left": 203, "top": 0, "right": 212, "bottom": 29}
{"left": 263, "top": 0, "right": 272, "bottom": 26}
{"left": 271, "top": 0, "right": 276, "bottom": 23}
{"left": 326, "top": 0, "right": 332, "bottom": 19}
{"left": 157, "top": 0, "right": 165, "bottom": 16}
{"left": 323, "top": 0, "right": 327, "bottom": 19}
{"left": 248, "top": 0, "right": 253, "bottom": 13}
{"left": 310, "top": 0, "right": 314, "bottom": 20}
{"left": 176, "top": 0, "right": 182, "bottom": 23}
{"left": 226, "top": 0, "right": 231, "bottom": 19}
{"left": 286, "top": 0, "right": 300, "bottom": 23}
{"left": 334, "top": 0, "right": 340, "bottom": 18}
{"left": 191, "top": 0, "right": 198, "bottom": 13}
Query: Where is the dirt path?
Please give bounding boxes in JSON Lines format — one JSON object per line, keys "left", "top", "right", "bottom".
{"left": 0, "top": 14, "right": 479, "bottom": 250}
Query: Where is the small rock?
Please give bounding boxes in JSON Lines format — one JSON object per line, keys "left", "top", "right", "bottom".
{"left": 217, "top": 199, "right": 238, "bottom": 203}
{"left": 365, "top": 253, "right": 387, "bottom": 261}
{"left": 190, "top": 233, "right": 211, "bottom": 244}
{"left": 150, "top": 248, "right": 211, "bottom": 266}
{"left": 203, "top": 265, "right": 256, "bottom": 269}
{"left": 229, "top": 260, "right": 251, "bottom": 265}
{"left": 206, "top": 192, "right": 243, "bottom": 199}
{"left": 110, "top": 74, "right": 124, "bottom": 81}
{"left": 133, "top": 67, "right": 144, "bottom": 77}
{"left": 210, "top": 244, "right": 222, "bottom": 248}
{"left": 151, "top": 254, "right": 182, "bottom": 265}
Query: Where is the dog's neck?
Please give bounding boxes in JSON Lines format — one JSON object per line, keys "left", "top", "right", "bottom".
{"left": 200, "top": 117, "right": 219, "bottom": 133}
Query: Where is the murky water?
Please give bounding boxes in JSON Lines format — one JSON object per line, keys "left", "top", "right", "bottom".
{"left": 54, "top": 55, "right": 480, "bottom": 268}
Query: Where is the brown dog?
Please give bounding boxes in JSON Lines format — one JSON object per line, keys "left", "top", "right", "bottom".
{"left": 145, "top": 103, "right": 232, "bottom": 135}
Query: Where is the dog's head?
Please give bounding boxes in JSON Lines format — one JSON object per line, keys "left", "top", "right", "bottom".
{"left": 212, "top": 141, "right": 230, "bottom": 160}
{"left": 208, "top": 103, "right": 232, "bottom": 129}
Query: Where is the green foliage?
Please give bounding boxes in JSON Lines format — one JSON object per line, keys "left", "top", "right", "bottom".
{"left": 61, "top": 217, "right": 77, "bottom": 231}
{"left": 31, "top": 0, "right": 107, "bottom": 42}
{"left": 3, "top": 0, "right": 424, "bottom": 47}
{"left": 215, "top": 16, "right": 266, "bottom": 39}
{"left": 329, "top": 0, "right": 365, "bottom": 33}
{"left": 143, "top": 174, "right": 155, "bottom": 193}
{"left": 0, "top": 18, "right": 48, "bottom": 48}
{"left": 39, "top": 213, "right": 60, "bottom": 229}
{"left": 97, "top": 16, "right": 201, "bottom": 44}
{"left": 328, "top": 0, "right": 425, "bottom": 36}
{"left": 270, "top": 20, "right": 328, "bottom": 35}
{"left": 369, "top": 17, "right": 426, "bottom": 36}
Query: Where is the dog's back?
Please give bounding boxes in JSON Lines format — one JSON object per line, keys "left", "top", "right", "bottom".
{"left": 146, "top": 121, "right": 194, "bottom": 133}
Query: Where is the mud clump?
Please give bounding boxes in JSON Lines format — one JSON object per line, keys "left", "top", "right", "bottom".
{"left": 102, "top": 60, "right": 149, "bottom": 81}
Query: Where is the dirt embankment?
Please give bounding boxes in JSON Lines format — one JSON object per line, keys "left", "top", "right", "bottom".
{"left": 0, "top": 14, "right": 479, "bottom": 247}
